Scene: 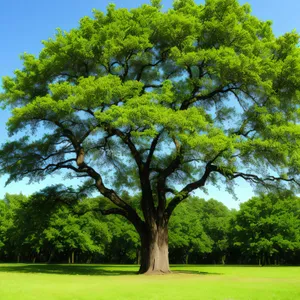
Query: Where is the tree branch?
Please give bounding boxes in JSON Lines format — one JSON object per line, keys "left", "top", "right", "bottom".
{"left": 180, "top": 85, "right": 242, "bottom": 110}
{"left": 166, "top": 163, "right": 214, "bottom": 218}
{"left": 145, "top": 131, "right": 163, "bottom": 168}
{"left": 135, "top": 50, "right": 169, "bottom": 82}
{"left": 156, "top": 138, "right": 183, "bottom": 216}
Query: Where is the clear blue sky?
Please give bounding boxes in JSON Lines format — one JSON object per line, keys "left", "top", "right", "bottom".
{"left": 0, "top": 0, "right": 299, "bottom": 208}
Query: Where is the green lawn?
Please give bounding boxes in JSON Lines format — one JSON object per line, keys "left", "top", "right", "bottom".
{"left": 0, "top": 264, "right": 299, "bottom": 300}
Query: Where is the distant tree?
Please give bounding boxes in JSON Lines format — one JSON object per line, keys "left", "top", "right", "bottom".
{"left": 104, "top": 215, "right": 140, "bottom": 264}
{"left": 0, "top": 194, "right": 28, "bottom": 262}
{"left": 88, "top": 193, "right": 141, "bottom": 264}
{"left": 1, "top": 0, "right": 300, "bottom": 273}
{"left": 169, "top": 197, "right": 212, "bottom": 264}
{"left": 43, "top": 207, "right": 110, "bottom": 263}
{"left": 2, "top": 186, "right": 111, "bottom": 263}
{"left": 201, "top": 199, "right": 232, "bottom": 264}
{"left": 232, "top": 192, "right": 300, "bottom": 265}
{"left": 8, "top": 188, "right": 65, "bottom": 263}
{"left": 0, "top": 201, "right": 4, "bottom": 252}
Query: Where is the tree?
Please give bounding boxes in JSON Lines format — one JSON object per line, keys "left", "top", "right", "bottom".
{"left": 43, "top": 207, "right": 108, "bottom": 264}
{"left": 232, "top": 192, "right": 300, "bottom": 265}
{"left": 168, "top": 197, "right": 232, "bottom": 264}
{"left": 0, "top": 186, "right": 111, "bottom": 263}
{"left": 0, "top": 0, "right": 300, "bottom": 273}
{"left": 8, "top": 187, "right": 66, "bottom": 263}
{"left": 0, "top": 194, "right": 28, "bottom": 262}
{"left": 104, "top": 215, "right": 140, "bottom": 264}
{"left": 169, "top": 197, "right": 213, "bottom": 264}
{"left": 201, "top": 199, "right": 232, "bottom": 264}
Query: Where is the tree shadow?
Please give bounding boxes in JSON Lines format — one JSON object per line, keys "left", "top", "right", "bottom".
{"left": 0, "top": 264, "right": 224, "bottom": 276}
{"left": 171, "top": 265, "right": 224, "bottom": 276}
{"left": 0, "top": 264, "right": 138, "bottom": 276}
{"left": 172, "top": 270, "right": 223, "bottom": 276}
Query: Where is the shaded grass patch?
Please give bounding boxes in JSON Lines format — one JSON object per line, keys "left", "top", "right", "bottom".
{"left": 0, "top": 263, "right": 137, "bottom": 276}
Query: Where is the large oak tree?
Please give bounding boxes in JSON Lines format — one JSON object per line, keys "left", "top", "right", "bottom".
{"left": 1, "top": 0, "right": 300, "bottom": 273}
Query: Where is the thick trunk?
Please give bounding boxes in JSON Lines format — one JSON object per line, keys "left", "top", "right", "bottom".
{"left": 138, "top": 225, "right": 170, "bottom": 274}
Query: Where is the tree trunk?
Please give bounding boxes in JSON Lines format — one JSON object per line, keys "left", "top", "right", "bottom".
{"left": 221, "top": 254, "right": 226, "bottom": 265}
{"left": 71, "top": 251, "right": 75, "bottom": 264}
{"left": 47, "top": 250, "right": 54, "bottom": 264}
{"left": 136, "top": 248, "right": 141, "bottom": 265}
{"left": 138, "top": 224, "right": 170, "bottom": 274}
{"left": 86, "top": 255, "right": 93, "bottom": 264}
{"left": 185, "top": 251, "right": 190, "bottom": 264}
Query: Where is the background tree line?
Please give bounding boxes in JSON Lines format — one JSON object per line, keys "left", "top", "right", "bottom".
{"left": 0, "top": 186, "right": 299, "bottom": 265}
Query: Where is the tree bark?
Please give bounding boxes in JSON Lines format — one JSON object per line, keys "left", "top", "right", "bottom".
{"left": 138, "top": 224, "right": 170, "bottom": 274}
{"left": 221, "top": 254, "right": 226, "bottom": 265}
{"left": 185, "top": 251, "right": 190, "bottom": 264}
{"left": 136, "top": 248, "right": 141, "bottom": 265}
{"left": 47, "top": 249, "right": 55, "bottom": 264}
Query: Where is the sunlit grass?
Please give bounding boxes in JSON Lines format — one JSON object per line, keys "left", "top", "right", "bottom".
{"left": 0, "top": 264, "right": 299, "bottom": 300}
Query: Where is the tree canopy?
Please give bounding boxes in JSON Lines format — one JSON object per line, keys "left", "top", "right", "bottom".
{"left": 0, "top": 0, "right": 299, "bottom": 273}
{"left": 232, "top": 192, "right": 300, "bottom": 265}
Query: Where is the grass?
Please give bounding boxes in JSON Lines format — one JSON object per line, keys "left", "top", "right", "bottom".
{"left": 0, "top": 264, "right": 299, "bottom": 300}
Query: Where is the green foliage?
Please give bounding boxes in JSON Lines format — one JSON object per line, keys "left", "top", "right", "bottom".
{"left": 169, "top": 198, "right": 213, "bottom": 263}
{"left": 200, "top": 199, "right": 232, "bottom": 263}
{"left": 0, "top": 0, "right": 299, "bottom": 198}
{"left": 232, "top": 192, "right": 300, "bottom": 264}
{"left": 1, "top": 191, "right": 300, "bottom": 265}
{"left": 0, "top": 186, "right": 111, "bottom": 262}
{"left": 0, "top": 0, "right": 300, "bottom": 269}
{"left": 169, "top": 197, "right": 232, "bottom": 263}
{"left": 0, "top": 194, "right": 28, "bottom": 258}
{"left": 104, "top": 215, "right": 140, "bottom": 263}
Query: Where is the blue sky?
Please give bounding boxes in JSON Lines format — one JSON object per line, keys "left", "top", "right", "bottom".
{"left": 0, "top": 0, "right": 299, "bottom": 208}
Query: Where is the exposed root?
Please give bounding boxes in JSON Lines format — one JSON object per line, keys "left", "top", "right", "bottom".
{"left": 142, "top": 269, "right": 172, "bottom": 275}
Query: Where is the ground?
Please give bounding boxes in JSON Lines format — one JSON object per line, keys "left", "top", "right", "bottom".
{"left": 0, "top": 264, "right": 299, "bottom": 300}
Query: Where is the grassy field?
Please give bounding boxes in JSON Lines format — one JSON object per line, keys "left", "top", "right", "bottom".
{"left": 0, "top": 264, "right": 299, "bottom": 300}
